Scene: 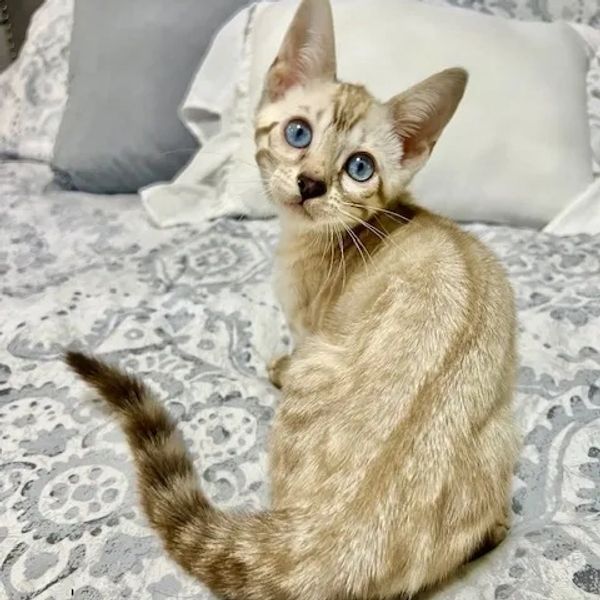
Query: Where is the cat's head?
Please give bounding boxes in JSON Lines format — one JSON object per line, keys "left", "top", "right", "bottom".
{"left": 254, "top": 0, "right": 467, "bottom": 230}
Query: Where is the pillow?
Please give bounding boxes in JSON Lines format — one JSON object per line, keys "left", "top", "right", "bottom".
{"left": 51, "top": 0, "right": 249, "bottom": 194}
{"left": 142, "top": 0, "right": 594, "bottom": 228}
{"left": 544, "top": 176, "right": 600, "bottom": 235}
{"left": 0, "top": 0, "right": 73, "bottom": 162}
{"left": 576, "top": 24, "right": 600, "bottom": 175}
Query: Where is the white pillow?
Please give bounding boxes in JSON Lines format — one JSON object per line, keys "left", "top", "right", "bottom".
{"left": 142, "top": 0, "right": 594, "bottom": 228}
{"left": 544, "top": 177, "right": 600, "bottom": 235}
{"left": 575, "top": 23, "right": 600, "bottom": 176}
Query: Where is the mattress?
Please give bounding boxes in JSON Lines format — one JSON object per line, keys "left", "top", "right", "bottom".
{"left": 0, "top": 160, "right": 599, "bottom": 599}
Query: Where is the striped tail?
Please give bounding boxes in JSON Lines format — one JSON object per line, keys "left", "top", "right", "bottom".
{"left": 64, "top": 352, "right": 344, "bottom": 600}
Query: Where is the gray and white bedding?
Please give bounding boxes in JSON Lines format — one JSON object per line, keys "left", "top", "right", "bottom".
{"left": 1, "top": 161, "right": 599, "bottom": 599}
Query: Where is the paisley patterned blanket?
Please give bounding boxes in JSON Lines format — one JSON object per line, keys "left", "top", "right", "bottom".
{"left": 1, "top": 160, "right": 599, "bottom": 599}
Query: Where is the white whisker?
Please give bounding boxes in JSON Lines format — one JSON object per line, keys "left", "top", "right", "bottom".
{"left": 340, "top": 221, "right": 370, "bottom": 271}
{"left": 337, "top": 204, "right": 415, "bottom": 263}
{"left": 340, "top": 201, "right": 413, "bottom": 226}
{"left": 325, "top": 224, "right": 336, "bottom": 283}
{"left": 336, "top": 229, "right": 347, "bottom": 291}
{"left": 318, "top": 223, "right": 332, "bottom": 271}
{"left": 337, "top": 207, "right": 392, "bottom": 246}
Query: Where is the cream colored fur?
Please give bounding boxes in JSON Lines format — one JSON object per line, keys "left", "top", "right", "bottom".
{"left": 256, "top": 0, "right": 519, "bottom": 596}
{"left": 67, "top": 1, "right": 519, "bottom": 598}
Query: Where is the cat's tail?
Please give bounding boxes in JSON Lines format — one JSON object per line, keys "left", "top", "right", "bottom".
{"left": 64, "top": 351, "right": 348, "bottom": 600}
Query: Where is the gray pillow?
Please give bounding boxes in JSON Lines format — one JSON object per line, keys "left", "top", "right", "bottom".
{"left": 52, "top": 0, "right": 247, "bottom": 194}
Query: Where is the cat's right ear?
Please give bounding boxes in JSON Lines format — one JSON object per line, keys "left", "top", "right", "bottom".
{"left": 263, "top": 0, "right": 337, "bottom": 102}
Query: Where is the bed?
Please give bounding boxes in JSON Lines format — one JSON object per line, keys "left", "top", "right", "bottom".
{"left": 1, "top": 1, "right": 600, "bottom": 599}
{"left": 0, "top": 159, "right": 599, "bottom": 599}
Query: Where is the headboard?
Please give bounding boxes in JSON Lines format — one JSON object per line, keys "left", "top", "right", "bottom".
{"left": 5, "top": 0, "right": 43, "bottom": 59}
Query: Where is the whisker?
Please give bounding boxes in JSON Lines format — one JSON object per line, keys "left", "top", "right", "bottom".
{"left": 337, "top": 207, "right": 392, "bottom": 246}
{"left": 354, "top": 230, "right": 374, "bottom": 265}
{"left": 338, "top": 209, "right": 392, "bottom": 243}
{"left": 368, "top": 206, "right": 412, "bottom": 224}
{"left": 340, "top": 202, "right": 413, "bottom": 226}
{"left": 339, "top": 209, "right": 414, "bottom": 265}
{"left": 318, "top": 223, "right": 332, "bottom": 270}
{"left": 325, "top": 224, "right": 336, "bottom": 282}
{"left": 338, "top": 205, "right": 416, "bottom": 264}
{"left": 341, "top": 222, "right": 370, "bottom": 271}
{"left": 336, "top": 229, "right": 347, "bottom": 290}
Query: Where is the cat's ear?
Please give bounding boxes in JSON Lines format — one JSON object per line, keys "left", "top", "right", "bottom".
{"left": 263, "top": 0, "right": 337, "bottom": 102}
{"left": 387, "top": 68, "right": 468, "bottom": 172}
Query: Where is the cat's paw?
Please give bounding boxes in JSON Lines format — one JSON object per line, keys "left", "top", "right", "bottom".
{"left": 267, "top": 355, "right": 291, "bottom": 389}
{"left": 469, "top": 519, "right": 509, "bottom": 563}
{"left": 487, "top": 520, "right": 509, "bottom": 548}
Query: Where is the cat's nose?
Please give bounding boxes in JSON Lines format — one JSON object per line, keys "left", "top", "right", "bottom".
{"left": 297, "top": 173, "right": 327, "bottom": 203}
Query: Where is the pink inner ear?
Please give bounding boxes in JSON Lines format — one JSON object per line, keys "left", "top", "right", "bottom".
{"left": 271, "top": 69, "right": 296, "bottom": 99}
{"left": 268, "top": 62, "right": 301, "bottom": 101}
{"left": 402, "top": 138, "right": 432, "bottom": 162}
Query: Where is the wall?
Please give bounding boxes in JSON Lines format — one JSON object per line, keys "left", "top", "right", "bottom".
{"left": 0, "top": 1, "right": 10, "bottom": 71}
{"left": 6, "top": 0, "right": 42, "bottom": 55}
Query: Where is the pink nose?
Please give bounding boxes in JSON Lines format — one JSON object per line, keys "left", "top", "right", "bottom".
{"left": 297, "top": 174, "right": 327, "bottom": 203}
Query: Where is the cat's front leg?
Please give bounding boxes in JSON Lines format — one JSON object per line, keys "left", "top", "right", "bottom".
{"left": 267, "top": 354, "right": 293, "bottom": 389}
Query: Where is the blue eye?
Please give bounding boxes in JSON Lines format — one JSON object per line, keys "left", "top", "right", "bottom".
{"left": 285, "top": 119, "right": 312, "bottom": 149}
{"left": 345, "top": 153, "right": 375, "bottom": 182}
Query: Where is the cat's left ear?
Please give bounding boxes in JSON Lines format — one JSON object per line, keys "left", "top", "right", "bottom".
{"left": 387, "top": 68, "right": 468, "bottom": 173}
{"left": 263, "top": 0, "right": 337, "bottom": 102}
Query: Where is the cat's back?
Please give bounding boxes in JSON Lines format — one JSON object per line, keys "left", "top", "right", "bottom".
{"left": 388, "top": 208, "right": 511, "bottom": 295}
{"left": 272, "top": 210, "right": 519, "bottom": 587}
{"left": 330, "top": 207, "right": 515, "bottom": 348}
{"left": 275, "top": 207, "right": 517, "bottom": 499}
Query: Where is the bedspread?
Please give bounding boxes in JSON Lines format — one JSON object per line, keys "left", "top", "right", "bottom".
{"left": 0, "top": 161, "right": 599, "bottom": 599}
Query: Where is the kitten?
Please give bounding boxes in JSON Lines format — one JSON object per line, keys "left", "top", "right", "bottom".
{"left": 66, "top": 0, "right": 519, "bottom": 598}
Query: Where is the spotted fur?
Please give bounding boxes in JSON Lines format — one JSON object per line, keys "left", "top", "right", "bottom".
{"left": 332, "top": 83, "right": 373, "bottom": 132}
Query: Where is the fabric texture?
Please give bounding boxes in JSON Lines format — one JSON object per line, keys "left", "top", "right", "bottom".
{"left": 1, "top": 160, "right": 600, "bottom": 598}
{"left": 142, "top": 0, "right": 595, "bottom": 229}
{"left": 50, "top": 0, "right": 249, "bottom": 194}
{"left": 545, "top": 176, "right": 600, "bottom": 235}
{"left": 421, "top": 0, "right": 600, "bottom": 23}
{"left": 0, "top": 0, "right": 73, "bottom": 162}
{"left": 141, "top": 5, "right": 262, "bottom": 227}
{"left": 581, "top": 26, "right": 600, "bottom": 175}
